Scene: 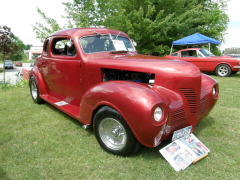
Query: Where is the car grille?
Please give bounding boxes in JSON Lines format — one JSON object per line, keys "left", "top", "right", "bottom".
{"left": 198, "top": 97, "right": 207, "bottom": 118}
{"left": 180, "top": 88, "right": 198, "bottom": 118}
{"left": 167, "top": 108, "right": 187, "bottom": 133}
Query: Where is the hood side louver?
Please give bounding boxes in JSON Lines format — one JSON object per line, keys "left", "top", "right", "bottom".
{"left": 180, "top": 88, "right": 198, "bottom": 118}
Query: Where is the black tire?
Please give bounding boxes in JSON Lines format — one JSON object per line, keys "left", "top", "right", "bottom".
{"left": 215, "top": 64, "right": 232, "bottom": 77}
{"left": 29, "top": 76, "right": 44, "bottom": 104}
{"left": 93, "top": 106, "right": 140, "bottom": 156}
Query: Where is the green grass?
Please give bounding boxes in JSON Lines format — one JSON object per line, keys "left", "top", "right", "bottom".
{"left": 0, "top": 74, "right": 240, "bottom": 180}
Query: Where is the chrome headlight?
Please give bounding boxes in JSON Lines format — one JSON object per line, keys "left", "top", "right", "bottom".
{"left": 154, "top": 107, "right": 163, "bottom": 122}
{"left": 212, "top": 86, "right": 217, "bottom": 96}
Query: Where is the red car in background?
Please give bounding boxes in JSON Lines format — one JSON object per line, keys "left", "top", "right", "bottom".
{"left": 15, "top": 61, "right": 22, "bottom": 66}
{"left": 165, "top": 48, "right": 240, "bottom": 77}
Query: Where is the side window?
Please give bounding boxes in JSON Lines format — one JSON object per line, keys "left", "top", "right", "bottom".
{"left": 181, "top": 51, "right": 189, "bottom": 57}
{"left": 52, "top": 38, "right": 76, "bottom": 56}
{"left": 188, "top": 50, "right": 197, "bottom": 57}
{"left": 181, "top": 50, "right": 197, "bottom": 57}
{"left": 43, "top": 40, "right": 50, "bottom": 54}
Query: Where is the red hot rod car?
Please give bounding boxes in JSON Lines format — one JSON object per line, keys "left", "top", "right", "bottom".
{"left": 29, "top": 28, "right": 219, "bottom": 156}
{"left": 165, "top": 48, "right": 240, "bottom": 77}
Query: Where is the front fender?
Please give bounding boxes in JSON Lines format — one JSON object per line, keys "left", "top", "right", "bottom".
{"left": 80, "top": 81, "right": 168, "bottom": 147}
{"left": 199, "top": 74, "right": 219, "bottom": 120}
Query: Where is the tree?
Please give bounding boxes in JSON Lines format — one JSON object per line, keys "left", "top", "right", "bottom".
{"left": 33, "top": 0, "right": 229, "bottom": 55}
{"left": 9, "top": 36, "right": 27, "bottom": 61}
{"left": 97, "top": 0, "right": 229, "bottom": 55}
{"left": 0, "top": 25, "right": 18, "bottom": 83}
{"left": 33, "top": 8, "right": 62, "bottom": 43}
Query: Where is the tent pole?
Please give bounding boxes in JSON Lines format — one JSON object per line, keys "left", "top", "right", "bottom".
{"left": 208, "top": 43, "right": 210, "bottom": 52}
{"left": 170, "top": 45, "right": 173, "bottom": 54}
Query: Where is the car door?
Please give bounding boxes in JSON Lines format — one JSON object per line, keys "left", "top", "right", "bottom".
{"left": 180, "top": 50, "right": 206, "bottom": 71}
{"left": 43, "top": 37, "right": 83, "bottom": 99}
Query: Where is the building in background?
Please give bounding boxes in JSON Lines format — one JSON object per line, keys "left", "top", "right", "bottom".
{"left": 224, "top": 47, "right": 240, "bottom": 56}
{"left": 29, "top": 46, "right": 43, "bottom": 60}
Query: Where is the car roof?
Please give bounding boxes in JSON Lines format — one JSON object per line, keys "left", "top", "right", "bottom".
{"left": 49, "top": 28, "right": 129, "bottom": 39}
{"left": 178, "top": 48, "right": 201, "bottom": 51}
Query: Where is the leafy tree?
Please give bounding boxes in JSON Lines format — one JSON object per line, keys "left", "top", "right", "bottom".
{"left": 96, "top": 0, "right": 229, "bottom": 55}
{"left": 63, "top": 0, "right": 103, "bottom": 28}
{"left": 0, "top": 25, "right": 18, "bottom": 83}
{"left": 24, "top": 44, "right": 32, "bottom": 50}
{"left": 33, "top": 0, "right": 229, "bottom": 55}
{"left": 33, "top": 8, "right": 62, "bottom": 43}
{"left": 9, "top": 36, "right": 27, "bottom": 61}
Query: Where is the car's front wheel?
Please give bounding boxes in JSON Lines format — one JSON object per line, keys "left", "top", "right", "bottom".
{"left": 215, "top": 64, "right": 232, "bottom": 77}
{"left": 93, "top": 106, "right": 140, "bottom": 156}
{"left": 29, "top": 76, "right": 44, "bottom": 104}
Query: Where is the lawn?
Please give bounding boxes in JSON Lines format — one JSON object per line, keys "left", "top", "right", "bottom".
{"left": 0, "top": 73, "right": 240, "bottom": 180}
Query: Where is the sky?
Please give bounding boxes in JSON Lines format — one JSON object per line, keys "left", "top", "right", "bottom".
{"left": 0, "top": 0, "right": 240, "bottom": 51}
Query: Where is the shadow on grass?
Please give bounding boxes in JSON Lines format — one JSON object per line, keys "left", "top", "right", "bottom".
{"left": 194, "top": 116, "right": 216, "bottom": 136}
{"left": 135, "top": 116, "right": 217, "bottom": 159}
{"left": 44, "top": 103, "right": 84, "bottom": 125}
{"left": 39, "top": 102, "right": 163, "bottom": 158}
{"left": 39, "top": 102, "right": 217, "bottom": 159}
{"left": 43, "top": 103, "right": 94, "bottom": 135}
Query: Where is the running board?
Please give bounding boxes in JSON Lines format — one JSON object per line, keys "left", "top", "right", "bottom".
{"left": 41, "top": 95, "right": 80, "bottom": 118}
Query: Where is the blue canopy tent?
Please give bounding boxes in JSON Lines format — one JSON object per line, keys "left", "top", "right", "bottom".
{"left": 170, "top": 33, "right": 221, "bottom": 54}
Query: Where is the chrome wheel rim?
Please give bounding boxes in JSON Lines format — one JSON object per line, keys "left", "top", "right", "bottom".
{"left": 99, "top": 118, "right": 127, "bottom": 150}
{"left": 218, "top": 66, "right": 228, "bottom": 76}
{"left": 31, "top": 82, "right": 38, "bottom": 100}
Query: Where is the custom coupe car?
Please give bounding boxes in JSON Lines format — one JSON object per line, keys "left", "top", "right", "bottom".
{"left": 28, "top": 28, "right": 219, "bottom": 156}
{"left": 165, "top": 48, "right": 240, "bottom": 77}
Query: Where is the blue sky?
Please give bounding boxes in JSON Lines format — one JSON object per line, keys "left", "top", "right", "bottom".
{"left": 1, "top": 0, "right": 239, "bottom": 51}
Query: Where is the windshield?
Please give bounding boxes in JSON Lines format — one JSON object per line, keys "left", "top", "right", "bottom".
{"left": 80, "top": 34, "right": 135, "bottom": 54}
{"left": 199, "top": 48, "right": 214, "bottom": 57}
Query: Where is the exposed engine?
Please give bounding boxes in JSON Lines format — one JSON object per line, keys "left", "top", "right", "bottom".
{"left": 102, "top": 68, "right": 155, "bottom": 84}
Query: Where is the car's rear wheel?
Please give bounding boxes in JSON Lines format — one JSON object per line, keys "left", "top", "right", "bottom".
{"left": 215, "top": 64, "right": 232, "bottom": 77}
{"left": 93, "top": 106, "right": 140, "bottom": 156}
{"left": 29, "top": 76, "right": 44, "bottom": 104}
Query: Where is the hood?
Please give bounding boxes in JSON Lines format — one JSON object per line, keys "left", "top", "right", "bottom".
{"left": 87, "top": 54, "right": 201, "bottom": 78}
{"left": 86, "top": 54, "right": 202, "bottom": 92}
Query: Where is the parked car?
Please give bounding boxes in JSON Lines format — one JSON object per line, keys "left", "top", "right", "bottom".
{"left": 4, "top": 60, "right": 14, "bottom": 69}
{"left": 15, "top": 61, "right": 22, "bottom": 66}
{"left": 165, "top": 48, "right": 240, "bottom": 77}
{"left": 224, "top": 54, "right": 240, "bottom": 59}
{"left": 28, "top": 28, "right": 219, "bottom": 156}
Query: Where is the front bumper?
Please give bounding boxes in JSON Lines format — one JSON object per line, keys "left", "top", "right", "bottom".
{"left": 233, "top": 66, "right": 240, "bottom": 69}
